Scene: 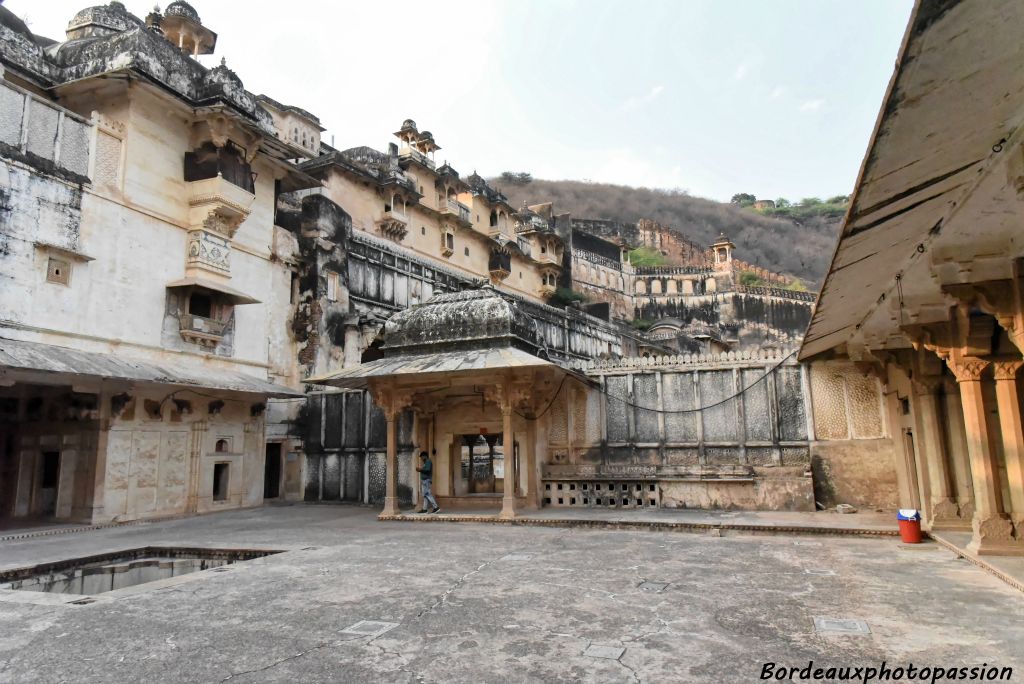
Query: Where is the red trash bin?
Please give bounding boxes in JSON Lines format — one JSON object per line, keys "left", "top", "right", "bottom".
{"left": 897, "top": 509, "right": 922, "bottom": 543}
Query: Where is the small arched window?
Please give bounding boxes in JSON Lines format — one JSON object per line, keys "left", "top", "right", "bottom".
{"left": 215, "top": 439, "right": 230, "bottom": 452}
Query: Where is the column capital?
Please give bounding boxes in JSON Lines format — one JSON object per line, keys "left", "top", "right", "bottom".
{"left": 369, "top": 383, "right": 416, "bottom": 421}
{"left": 484, "top": 381, "right": 532, "bottom": 415}
{"left": 947, "top": 356, "right": 990, "bottom": 383}
{"left": 993, "top": 359, "right": 1024, "bottom": 381}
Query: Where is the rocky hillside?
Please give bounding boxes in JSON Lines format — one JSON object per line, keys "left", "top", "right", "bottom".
{"left": 492, "top": 178, "right": 844, "bottom": 287}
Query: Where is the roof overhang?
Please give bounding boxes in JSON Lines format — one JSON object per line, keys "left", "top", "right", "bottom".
{"left": 799, "top": 0, "right": 1024, "bottom": 361}
{"left": 305, "top": 347, "right": 595, "bottom": 391}
{"left": 166, "top": 276, "right": 260, "bottom": 305}
{"left": 0, "top": 337, "right": 303, "bottom": 398}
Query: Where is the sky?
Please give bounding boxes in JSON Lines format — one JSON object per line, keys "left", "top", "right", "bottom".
{"left": 9, "top": 0, "right": 913, "bottom": 202}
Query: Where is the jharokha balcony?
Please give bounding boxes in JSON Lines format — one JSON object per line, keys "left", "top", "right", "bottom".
{"left": 184, "top": 143, "right": 257, "bottom": 237}
{"left": 439, "top": 198, "right": 472, "bottom": 223}
{"left": 488, "top": 249, "right": 512, "bottom": 282}
{"left": 398, "top": 144, "right": 435, "bottom": 170}
{"left": 179, "top": 312, "right": 228, "bottom": 347}
{"left": 377, "top": 208, "right": 409, "bottom": 242}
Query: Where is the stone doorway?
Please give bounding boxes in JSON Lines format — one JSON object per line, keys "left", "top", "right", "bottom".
{"left": 457, "top": 434, "right": 505, "bottom": 495}
{"left": 264, "top": 443, "right": 282, "bottom": 499}
{"left": 0, "top": 429, "right": 16, "bottom": 520}
{"left": 37, "top": 451, "right": 61, "bottom": 517}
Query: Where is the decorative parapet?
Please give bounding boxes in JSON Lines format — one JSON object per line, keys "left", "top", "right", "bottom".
{"left": 575, "top": 347, "right": 798, "bottom": 373}
{"left": 572, "top": 248, "right": 622, "bottom": 271}
{"left": 634, "top": 265, "right": 713, "bottom": 276}
{"left": 734, "top": 286, "right": 817, "bottom": 302}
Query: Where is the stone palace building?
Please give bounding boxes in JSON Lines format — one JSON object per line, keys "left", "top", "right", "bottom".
{"left": 3, "top": 0, "right": 1018, "bottom": 563}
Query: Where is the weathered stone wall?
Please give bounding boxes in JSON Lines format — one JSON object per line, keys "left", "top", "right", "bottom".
{"left": 302, "top": 390, "right": 416, "bottom": 505}
{"left": 541, "top": 350, "right": 815, "bottom": 511}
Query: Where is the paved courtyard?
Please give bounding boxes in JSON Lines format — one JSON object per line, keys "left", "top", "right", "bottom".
{"left": 0, "top": 505, "right": 1021, "bottom": 683}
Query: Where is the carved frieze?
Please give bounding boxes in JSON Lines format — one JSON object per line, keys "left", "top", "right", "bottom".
{"left": 187, "top": 229, "right": 231, "bottom": 273}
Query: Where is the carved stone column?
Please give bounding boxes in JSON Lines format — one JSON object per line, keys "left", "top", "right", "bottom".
{"left": 993, "top": 360, "right": 1024, "bottom": 538}
{"left": 486, "top": 380, "right": 530, "bottom": 520}
{"left": 383, "top": 409, "right": 399, "bottom": 517}
{"left": 370, "top": 383, "right": 414, "bottom": 518}
{"left": 948, "top": 357, "right": 1017, "bottom": 554}
{"left": 942, "top": 378, "right": 975, "bottom": 521}
{"left": 910, "top": 379, "right": 959, "bottom": 527}
{"left": 186, "top": 420, "right": 209, "bottom": 513}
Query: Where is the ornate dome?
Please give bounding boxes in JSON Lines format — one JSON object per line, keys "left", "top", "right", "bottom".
{"left": 66, "top": 2, "right": 142, "bottom": 39}
{"left": 381, "top": 287, "right": 540, "bottom": 356}
{"left": 165, "top": 0, "right": 201, "bottom": 23}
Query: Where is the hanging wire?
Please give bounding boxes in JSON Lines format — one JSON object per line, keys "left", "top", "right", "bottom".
{"left": 598, "top": 349, "right": 798, "bottom": 414}
{"left": 895, "top": 273, "right": 905, "bottom": 328}
{"left": 515, "top": 349, "right": 798, "bottom": 419}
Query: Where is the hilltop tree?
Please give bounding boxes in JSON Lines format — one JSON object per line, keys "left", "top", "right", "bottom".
{"left": 730, "top": 193, "right": 756, "bottom": 206}
{"left": 499, "top": 171, "right": 533, "bottom": 186}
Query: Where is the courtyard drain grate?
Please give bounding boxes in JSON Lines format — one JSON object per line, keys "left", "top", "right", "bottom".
{"left": 341, "top": 620, "right": 399, "bottom": 638}
{"left": 500, "top": 554, "right": 533, "bottom": 561}
{"left": 803, "top": 568, "right": 837, "bottom": 576}
{"left": 814, "top": 618, "right": 870, "bottom": 634}
{"left": 638, "top": 581, "right": 669, "bottom": 592}
{"left": 584, "top": 645, "right": 625, "bottom": 660}
{"left": 793, "top": 541, "right": 823, "bottom": 547}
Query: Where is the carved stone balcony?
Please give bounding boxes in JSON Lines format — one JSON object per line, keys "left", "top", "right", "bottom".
{"left": 440, "top": 198, "right": 471, "bottom": 223}
{"left": 537, "top": 251, "right": 561, "bottom": 266}
{"left": 399, "top": 145, "right": 435, "bottom": 170}
{"left": 377, "top": 209, "right": 409, "bottom": 242}
{"left": 179, "top": 312, "right": 228, "bottom": 347}
{"left": 539, "top": 283, "right": 557, "bottom": 298}
{"left": 187, "top": 174, "right": 256, "bottom": 238}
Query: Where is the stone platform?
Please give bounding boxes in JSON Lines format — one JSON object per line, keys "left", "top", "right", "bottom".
{"left": 1, "top": 505, "right": 1021, "bottom": 682}
{"left": 381, "top": 507, "right": 900, "bottom": 537}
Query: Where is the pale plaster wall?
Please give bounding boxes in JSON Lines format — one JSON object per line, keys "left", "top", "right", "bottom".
{"left": 807, "top": 360, "right": 898, "bottom": 510}
{"left": 99, "top": 386, "right": 265, "bottom": 523}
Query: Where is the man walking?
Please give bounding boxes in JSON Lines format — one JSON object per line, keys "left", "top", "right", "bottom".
{"left": 416, "top": 451, "right": 440, "bottom": 514}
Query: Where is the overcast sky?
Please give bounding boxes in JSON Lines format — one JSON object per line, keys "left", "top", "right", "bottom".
{"left": 10, "top": 0, "right": 913, "bottom": 202}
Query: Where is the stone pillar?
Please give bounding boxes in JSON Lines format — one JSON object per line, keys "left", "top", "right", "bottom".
{"left": 499, "top": 400, "right": 517, "bottom": 520}
{"left": 382, "top": 411, "right": 399, "bottom": 517}
{"left": 882, "top": 377, "right": 920, "bottom": 509}
{"left": 911, "top": 380, "right": 959, "bottom": 528}
{"left": 186, "top": 420, "right": 208, "bottom": 513}
{"left": 342, "top": 314, "right": 362, "bottom": 368}
{"left": 948, "top": 358, "right": 1017, "bottom": 554}
{"left": 993, "top": 360, "right": 1024, "bottom": 537}
{"left": 942, "top": 378, "right": 975, "bottom": 521}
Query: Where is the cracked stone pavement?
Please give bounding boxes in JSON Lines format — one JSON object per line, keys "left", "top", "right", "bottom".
{"left": 0, "top": 505, "right": 1021, "bottom": 683}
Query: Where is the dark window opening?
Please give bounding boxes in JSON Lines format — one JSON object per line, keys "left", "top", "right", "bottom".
{"left": 41, "top": 451, "right": 60, "bottom": 488}
{"left": 213, "top": 463, "right": 229, "bottom": 501}
{"left": 264, "top": 443, "right": 282, "bottom": 499}
{"left": 215, "top": 439, "right": 230, "bottom": 453}
{"left": 189, "top": 293, "right": 213, "bottom": 318}
{"left": 489, "top": 210, "right": 498, "bottom": 227}
{"left": 184, "top": 141, "right": 255, "bottom": 193}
